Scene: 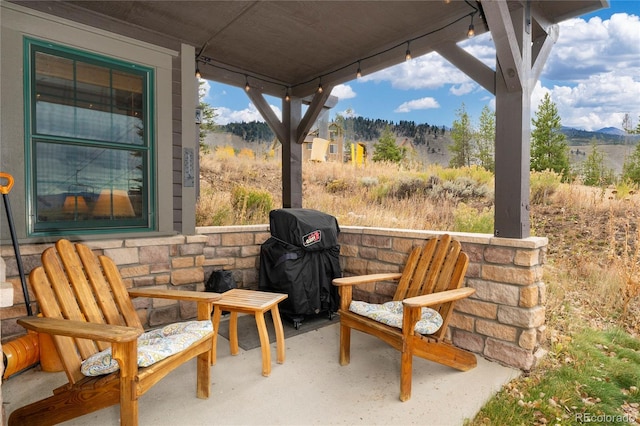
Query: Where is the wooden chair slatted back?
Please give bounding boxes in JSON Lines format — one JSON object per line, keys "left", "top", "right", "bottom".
{"left": 392, "top": 235, "right": 468, "bottom": 315}
{"left": 392, "top": 242, "right": 428, "bottom": 300}
{"left": 28, "top": 266, "right": 85, "bottom": 384}
{"left": 29, "top": 239, "right": 142, "bottom": 385}
{"left": 98, "top": 254, "right": 142, "bottom": 328}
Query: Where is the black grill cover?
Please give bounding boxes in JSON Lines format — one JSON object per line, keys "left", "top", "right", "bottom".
{"left": 259, "top": 208, "right": 341, "bottom": 316}
{"left": 269, "top": 208, "right": 340, "bottom": 251}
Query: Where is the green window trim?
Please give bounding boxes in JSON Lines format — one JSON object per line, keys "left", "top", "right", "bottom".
{"left": 24, "top": 37, "right": 156, "bottom": 236}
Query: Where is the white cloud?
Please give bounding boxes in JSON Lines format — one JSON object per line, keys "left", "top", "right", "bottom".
{"left": 537, "top": 13, "right": 640, "bottom": 130}
{"left": 363, "top": 53, "right": 471, "bottom": 90}
{"left": 450, "top": 82, "right": 476, "bottom": 96}
{"left": 394, "top": 97, "right": 440, "bottom": 113}
{"left": 214, "top": 103, "right": 281, "bottom": 125}
{"left": 332, "top": 84, "right": 356, "bottom": 100}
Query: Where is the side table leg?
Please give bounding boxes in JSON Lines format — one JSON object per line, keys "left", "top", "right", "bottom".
{"left": 271, "top": 305, "right": 286, "bottom": 365}
{"left": 211, "top": 306, "right": 222, "bottom": 366}
{"left": 255, "top": 311, "right": 271, "bottom": 376}
{"left": 229, "top": 311, "right": 239, "bottom": 355}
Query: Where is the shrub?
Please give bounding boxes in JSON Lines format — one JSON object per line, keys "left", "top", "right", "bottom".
{"left": 390, "top": 177, "right": 431, "bottom": 199}
{"left": 238, "top": 148, "right": 255, "bottom": 159}
{"left": 530, "top": 169, "right": 562, "bottom": 204}
{"left": 612, "top": 179, "right": 638, "bottom": 200}
{"left": 436, "top": 165, "right": 494, "bottom": 186}
{"left": 432, "top": 176, "right": 489, "bottom": 200}
{"left": 231, "top": 185, "right": 274, "bottom": 224}
{"left": 214, "top": 145, "right": 236, "bottom": 160}
{"left": 453, "top": 203, "right": 494, "bottom": 233}
{"left": 326, "top": 179, "right": 350, "bottom": 193}
{"left": 358, "top": 176, "right": 379, "bottom": 187}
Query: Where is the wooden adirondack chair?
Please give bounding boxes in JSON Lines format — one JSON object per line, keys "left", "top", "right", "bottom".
{"left": 8, "top": 239, "right": 220, "bottom": 426}
{"left": 333, "top": 234, "right": 477, "bottom": 401}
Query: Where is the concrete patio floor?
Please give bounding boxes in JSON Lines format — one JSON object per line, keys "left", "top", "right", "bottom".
{"left": 3, "top": 320, "right": 520, "bottom": 425}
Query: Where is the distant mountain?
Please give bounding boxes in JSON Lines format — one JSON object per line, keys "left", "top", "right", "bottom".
{"left": 560, "top": 126, "right": 639, "bottom": 146}
{"left": 597, "top": 127, "right": 627, "bottom": 136}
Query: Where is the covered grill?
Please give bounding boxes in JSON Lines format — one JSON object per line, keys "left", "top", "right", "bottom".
{"left": 259, "top": 208, "right": 341, "bottom": 328}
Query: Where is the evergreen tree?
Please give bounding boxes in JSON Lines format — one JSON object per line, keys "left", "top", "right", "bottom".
{"left": 476, "top": 105, "right": 495, "bottom": 172}
{"left": 372, "top": 126, "right": 404, "bottom": 163}
{"left": 198, "top": 80, "right": 217, "bottom": 154}
{"left": 530, "top": 93, "right": 570, "bottom": 180}
{"left": 622, "top": 142, "right": 640, "bottom": 184}
{"left": 448, "top": 103, "right": 474, "bottom": 168}
{"left": 581, "top": 140, "right": 613, "bottom": 186}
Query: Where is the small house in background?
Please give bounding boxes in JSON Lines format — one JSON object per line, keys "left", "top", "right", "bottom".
{"left": 302, "top": 119, "right": 344, "bottom": 163}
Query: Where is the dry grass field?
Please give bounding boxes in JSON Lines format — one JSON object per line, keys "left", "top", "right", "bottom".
{"left": 197, "top": 152, "right": 640, "bottom": 338}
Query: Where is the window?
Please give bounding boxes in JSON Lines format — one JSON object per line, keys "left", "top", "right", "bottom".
{"left": 25, "top": 38, "right": 154, "bottom": 235}
{"left": 329, "top": 143, "right": 337, "bottom": 154}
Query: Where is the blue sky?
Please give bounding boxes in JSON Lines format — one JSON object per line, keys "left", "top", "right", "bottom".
{"left": 203, "top": 0, "right": 640, "bottom": 132}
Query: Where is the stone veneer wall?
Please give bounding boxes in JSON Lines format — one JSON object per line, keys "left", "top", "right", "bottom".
{"left": 0, "top": 225, "right": 547, "bottom": 371}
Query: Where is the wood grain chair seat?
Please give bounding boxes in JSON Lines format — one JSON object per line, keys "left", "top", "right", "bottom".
{"left": 8, "top": 239, "right": 221, "bottom": 426}
{"left": 333, "top": 234, "right": 477, "bottom": 401}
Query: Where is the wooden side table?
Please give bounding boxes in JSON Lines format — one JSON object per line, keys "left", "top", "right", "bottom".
{"left": 211, "top": 289, "right": 288, "bottom": 376}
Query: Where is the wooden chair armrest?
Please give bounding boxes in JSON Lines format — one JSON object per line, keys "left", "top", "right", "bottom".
{"left": 128, "top": 288, "right": 221, "bottom": 302}
{"left": 17, "top": 317, "right": 141, "bottom": 343}
{"left": 403, "top": 287, "right": 475, "bottom": 308}
{"left": 333, "top": 273, "right": 402, "bottom": 287}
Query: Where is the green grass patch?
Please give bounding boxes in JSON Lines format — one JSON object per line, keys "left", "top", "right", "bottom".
{"left": 469, "top": 327, "right": 640, "bottom": 425}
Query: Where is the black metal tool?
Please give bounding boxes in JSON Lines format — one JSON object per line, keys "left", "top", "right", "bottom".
{"left": 0, "top": 172, "right": 33, "bottom": 316}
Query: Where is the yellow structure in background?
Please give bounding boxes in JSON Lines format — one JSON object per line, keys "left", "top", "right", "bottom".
{"left": 351, "top": 142, "right": 367, "bottom": 166}
{"left": 310, "top": 137, "right": 330, "bottom": 162}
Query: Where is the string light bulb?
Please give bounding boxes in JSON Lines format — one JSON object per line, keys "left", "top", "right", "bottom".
{"left": 244, "top": 76, "right": 250, "bottom": 92}
{"left": 317, "top": 79, "right": 323, "bottom": 93}
{"left": 356, "top": 61, "right": 362, "bottom": 78}
{"left": 195, "top": 65, "right": 201, "bottom": 79}
{"left": 405, "top": 42, "right": 412, "bottom": 61}
{"left": 467, "top": 13, "right": 476, "bottom": 38}
{"left": 285, "top": 88, "right": 290, "bottom": 102}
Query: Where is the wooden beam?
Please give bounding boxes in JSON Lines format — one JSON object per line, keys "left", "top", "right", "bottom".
{"left": 435, "top": 42, "right": 496, "bottom": 95}
{"left": 482, "top": 0, "right": 524, "bottom": 92}
{"left": 531, "top": 25, "right": 558, "bottom": 85}
{"left": 245, "top": 88, "right": 287, "bottom": 144}
{"left": 490, "top": 1, "right": 533, "bottom": 238}
{"left": 296, "top": 87, "right": 333, "bottom": 144}
{"left": 281, "top": 98, "right": 303, "bottom": 208}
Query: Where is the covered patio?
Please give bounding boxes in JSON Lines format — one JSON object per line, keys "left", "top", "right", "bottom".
{"left": 0, "top": 1, "right": 607, "bottom": 424}
{"left": 3, "top": 315, "right": 520, "bottom": 425}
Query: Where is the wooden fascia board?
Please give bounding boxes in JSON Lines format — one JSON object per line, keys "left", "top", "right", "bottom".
{"left": 435, "top": 42, "right": 496, "bottom": 95}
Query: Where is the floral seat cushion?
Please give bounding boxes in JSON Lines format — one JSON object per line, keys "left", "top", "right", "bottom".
{"left": 349, "top": 300, "right": 443, "bottom": 335}
{"left": 81, "top": 320, "right": 213, "bottom": 377}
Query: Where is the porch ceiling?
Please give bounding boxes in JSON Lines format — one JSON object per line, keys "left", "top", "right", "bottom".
{"left": 11, "top": 0, "right": 606, "bottom": 98}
